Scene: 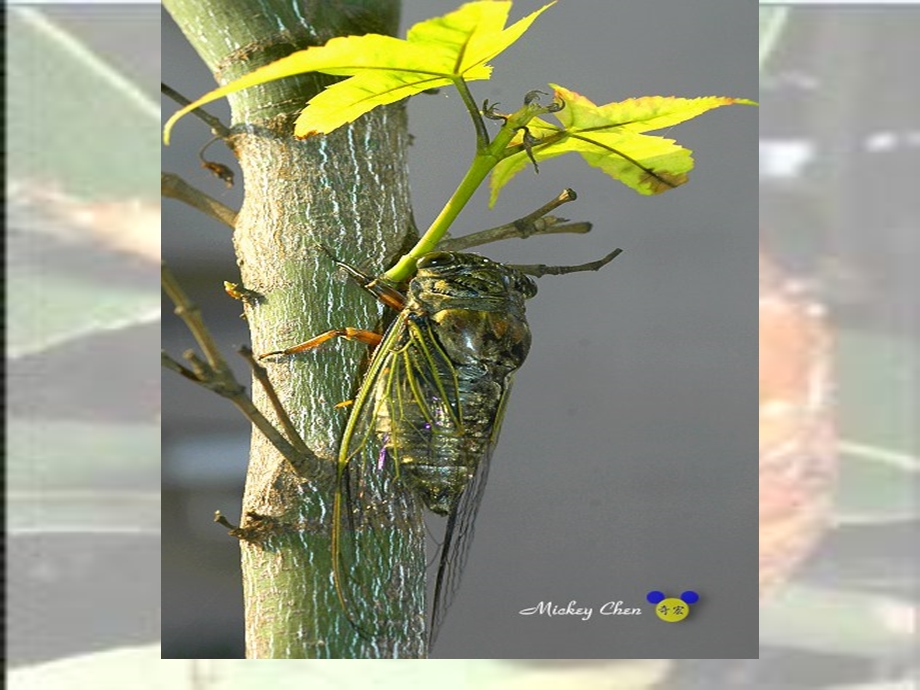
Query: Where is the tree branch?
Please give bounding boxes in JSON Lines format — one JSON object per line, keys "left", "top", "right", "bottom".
{"left": 161, "top": 172, "right": 237, "bottom": 228}
{"left": 161, "top": 263, "right": 319, "bottom": 478}
{"left": 161, "top": 81, "right": 232, "bottom": 139}
{"left": 238, "top": 345, "right": 312, "bottom": 457}
{"left": 439, "top": 217, "right": 591, "bottom": 251}
{"left": 511, "top": 247, "right": 623, "bottom": 278}
{"left": 439, "top": 188, "right": 591, "bottom": 251}
{"left": 164, "top": 0, "right": 423, "bottom": 659}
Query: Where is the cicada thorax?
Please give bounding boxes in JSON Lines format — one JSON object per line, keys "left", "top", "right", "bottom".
{"left": 370, "top": 253, "right": 537, "bottom": 516}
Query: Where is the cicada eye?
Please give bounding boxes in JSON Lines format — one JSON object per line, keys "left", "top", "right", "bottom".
{"left": 516, "top": 274, "right": 538, "bottom": 299}
{"left": 417, "top": 252, "right": 456, "bottom": 270}
{"left": 499, "top": 271, "right": 536, "bottom": 299}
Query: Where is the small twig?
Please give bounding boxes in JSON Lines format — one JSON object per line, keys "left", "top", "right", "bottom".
{"left": 224, "top": 281, "right": 262, "bottom": 306}
{"left": 161, "top": 172, "right": 237, "bottom": 228}
{"left": 161, "top": 265, "right": 226, "bottom": 371}
{"left": 511, "top": 248, "right": 623, "bottom": 278}
{"left": 214, "top": 510, "right": 282, "bottom": 542}
{"left": 161, "top": 82, "right": 232, "bottom": 139}
{"left": 161, "top": 350, "right": 199, "bottom": 382}
{"left": 439, "top": 189, "right": 589, "bottom": 251}
{"left": 238, "top": 345, "right": 311, "bottom": 457}
{"left": 199, "top": 137, "right": 236, "bottom": 188}
{"left": 523, "top": 187, "right": 579, "bottom": 221}
{"left": 214, "top": 511, "right": 240, "bottom": 531}
{"left": 161, "top": 263, "right": 318, "bottom": 477}
{"left": 440, "top": 218, "right": 591, "bottom": 251}
{"left": 521, "top": 187, "right": 578, "bottom": 220}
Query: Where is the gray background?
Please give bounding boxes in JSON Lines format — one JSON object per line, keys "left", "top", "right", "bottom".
{"left": 162, "top": 0, "right": 758, "bottom": 659}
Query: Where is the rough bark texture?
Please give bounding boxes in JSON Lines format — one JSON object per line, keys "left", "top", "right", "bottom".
{"left": 165, "top": 0, "right": 427, "bottom": 658}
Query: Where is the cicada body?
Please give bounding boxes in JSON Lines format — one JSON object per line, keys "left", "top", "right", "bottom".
{"left": 330, "top": 251, "right": 538, "bottom": 646}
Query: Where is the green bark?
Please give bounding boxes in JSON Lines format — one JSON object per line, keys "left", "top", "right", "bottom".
{"left": 164, "top": 0, "right": 426, "bottom": 658}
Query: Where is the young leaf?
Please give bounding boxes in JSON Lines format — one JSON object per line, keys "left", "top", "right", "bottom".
{"left": 489, "top": 84, "right": 756, "bottom": 205}
{"left": 163, "top": 1, "right": 553, "bottom": 143}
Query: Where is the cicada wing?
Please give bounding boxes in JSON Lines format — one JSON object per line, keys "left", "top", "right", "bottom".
{"left": 428, "top": 446, "right": 493, "bottom": 647}
{"left": 331, "top": 318, "right": 427, "bottom": 644}
{"left": 389, "top": 316, "right": 464, "bottom": 459}
{"left": 333, "top": 448, "right": 426, "bottom": 644}
{"left": 334, "top": 309, "right": 495, "bottom": 648}
{"left": 428, "top": 375, "right": 517, "bottom": 647}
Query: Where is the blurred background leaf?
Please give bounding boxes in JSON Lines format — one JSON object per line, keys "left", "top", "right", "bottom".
{"left": 9, "top": 656, "right": 669, "bottom": 690}
{"left": 833, "top": 330, "right": 919, "bottom": 524}
{"left": 756, "top": 5, "right": 919, "bottom": 688}
{"left": 6, "top": 6, "right": 159, "bottom": 200}
{"left": 7, "top": 645, "right": 168, "bottom": 690}
{"left": 6, "top": 6, "right": 161, "bottom": 667}
{"left": 760, "top": 583, "right": 915, "bottom": 659}
{"left": 6, "top": 260, "right": 159, "bottom": 359}
{"left": 826, "top": 678, "right": 920, "bottom": 690}
{"left": 8, "top": 418, "right": 159, "bottom": 490}
{"left": 7, "top": 6, "right": 160, "bottom": 359}
{"left": 837, "top": 331, "right": 918, "bottom": 457}
{"left": 760, "top": 6, "right": 790, "bottom": 69}
{"left": 834, "top": 447, "right": 918, "bottom": 525}
{"left": 8, "top": 489, "right": 160, "bottom": 536}
{"left": 6, "top": 4, "right": 160, "bottom": 529}
{"left": 8, "top": 418, "right": 159, "bottom": 534}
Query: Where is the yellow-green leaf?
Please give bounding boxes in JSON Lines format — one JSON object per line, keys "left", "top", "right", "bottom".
{"left": 293, "top": 67, "right": 462, "bottom": 138}
{"left": 163, "top": 1, "right": 553, "bottom": 143}
{"left": 407, "top": 0, "right": 548, "bottom": 74}
{"left": 489, "top": 84, "right": 756, "bottom": 205}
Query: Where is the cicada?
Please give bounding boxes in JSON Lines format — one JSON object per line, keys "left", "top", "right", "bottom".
{"left": 262, "top": 250, "right": 538, "bottom": 648}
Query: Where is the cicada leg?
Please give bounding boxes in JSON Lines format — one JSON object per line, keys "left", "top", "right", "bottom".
{"left": 258, "top": 246, "right": 409, "bottom": 361}
{"left": 258, "top": 327, "right": 382, "bottom": 359}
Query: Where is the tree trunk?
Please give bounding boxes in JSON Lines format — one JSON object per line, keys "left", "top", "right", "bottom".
{"left": 164, "top": 0, "right": 427, "bottom": 658}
